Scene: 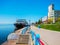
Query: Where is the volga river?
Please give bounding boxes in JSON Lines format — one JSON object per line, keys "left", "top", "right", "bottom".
{"left": 0, "top": 24, "right": 15, "bottom": 45}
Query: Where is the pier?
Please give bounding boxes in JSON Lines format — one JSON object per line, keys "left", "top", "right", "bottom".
{"left": 2, "top": 26, "right": 44, "bottom": 45}
{"left": 2, "top": 25, "right": 60, "bottom": 45}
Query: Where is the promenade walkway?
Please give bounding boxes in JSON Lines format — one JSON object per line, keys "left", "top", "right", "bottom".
{"left": 31, "top": 25, "right": 60, "bottom": 45}
{"left": 2, "top": 25, "right": 60, "bottom": 45}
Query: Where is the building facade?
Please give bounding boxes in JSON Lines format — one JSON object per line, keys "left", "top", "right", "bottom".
{"left": 48, "top": 4, "right": 60, "bottom": 23}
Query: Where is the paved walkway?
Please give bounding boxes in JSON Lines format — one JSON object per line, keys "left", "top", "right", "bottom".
{"left": 30, "top": 25, "right": 60, "bottom": 45}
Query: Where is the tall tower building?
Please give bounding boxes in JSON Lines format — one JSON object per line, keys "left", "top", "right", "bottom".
{"left": 48, "top": 4, "right": 54, "bottom": 12}
{"left": 48, "top": 4, "right": 55, "bottom": 23}
{"left": 48, "top": 4, "right": 54, "bottom": 18}
{"left": 43, "top": 4, "right": 60, "bottom": 23}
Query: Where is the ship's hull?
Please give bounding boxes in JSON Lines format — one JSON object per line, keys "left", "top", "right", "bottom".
{"left": 14, "top": 23, "right": 25, "bottom": 30}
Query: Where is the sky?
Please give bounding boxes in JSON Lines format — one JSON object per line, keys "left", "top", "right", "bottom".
{"left": 0, "top": 0, "right": 60, "bottom": 24}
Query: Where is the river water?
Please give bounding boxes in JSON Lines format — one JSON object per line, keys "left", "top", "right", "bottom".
{"left": 0, "top": 24, "right": 15, "bottom": 45}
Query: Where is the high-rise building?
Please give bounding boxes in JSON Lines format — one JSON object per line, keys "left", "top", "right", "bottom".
{"left": 48, "top": 4, "right": 60, "bottom": 23}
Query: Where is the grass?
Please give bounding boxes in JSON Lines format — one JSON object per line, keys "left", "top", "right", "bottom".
{"left": 36, "top": 24, "right": 60, "bottom": 32}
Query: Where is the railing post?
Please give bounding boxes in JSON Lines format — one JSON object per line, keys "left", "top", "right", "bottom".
{"left": 30, "top": 30, "right": 35, "bottom": 41}
{"left": 35, "top": 34, "right": 40, "bottom": 45}
{"left": 21, "top": 27, "right": 29, "bottom": 34}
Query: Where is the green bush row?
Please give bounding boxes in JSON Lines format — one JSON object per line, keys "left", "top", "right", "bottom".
{"left": 36, "top": 24, "right": 60, "bottom": 32}
{"left": 41, "top": 24, "right": 60, "bottom": 31}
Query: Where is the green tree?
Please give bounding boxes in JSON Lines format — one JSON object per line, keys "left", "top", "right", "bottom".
{"left": 38, "top": 20, "right": 42, "bottom": 24}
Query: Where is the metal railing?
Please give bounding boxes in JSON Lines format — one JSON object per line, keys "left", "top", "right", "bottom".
{"left": 21, "top": 26, "right": 29, "bottom": 34}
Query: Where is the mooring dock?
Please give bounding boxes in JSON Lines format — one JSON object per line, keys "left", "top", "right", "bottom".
{"left": 2, "top": 26, "right": 44, "bottom": 45}
{"left": 2, "top": 26, "right": 34, "bottom": 45}
{"left": 2, "top": 25, "right": 60, "bottom": 45}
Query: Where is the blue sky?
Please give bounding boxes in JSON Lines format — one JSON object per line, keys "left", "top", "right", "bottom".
{"left": 0, "top": 0, "right": 60, "bottom": 24}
